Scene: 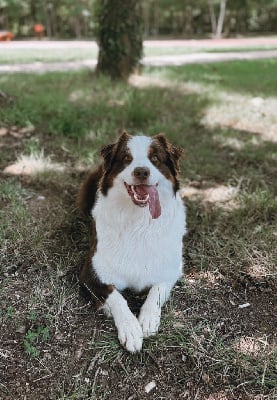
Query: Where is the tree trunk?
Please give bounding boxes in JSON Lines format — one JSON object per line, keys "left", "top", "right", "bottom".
{"left": 43, "top": 3, "right": 52, "bottom": 38}
{"left": 153, "top": 0, "right": 159, "bottom": 36}
{"left": 143, "top": 1, "right": 150, "bottom": 37}
{"left": 215, "top": 0, "right": 227, "bottom": 38}
{"left": 208, "top": 0, "right": 217, "bottom": 35}
{"left": 74, "top": 17, "right": 82, "bottom": 38}
{"left": 224, "top": 10, "right": 231, "bottom": 37}
{"left": 96, "top": 0, "right": 143, "bottom": 80}
{"left": 184, "top": 7, "right": 192, "bottom": 35}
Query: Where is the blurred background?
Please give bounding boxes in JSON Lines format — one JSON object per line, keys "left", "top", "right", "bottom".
{"left": 0, "top": 0, "right": 276, "bottom": 40}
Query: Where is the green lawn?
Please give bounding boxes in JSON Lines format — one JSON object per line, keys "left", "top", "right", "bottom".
{"left": 149, "top": 58, "right": 277, "bottom": 97}
{"left": 0, "top": 59, "right": 276, "bottom": 399}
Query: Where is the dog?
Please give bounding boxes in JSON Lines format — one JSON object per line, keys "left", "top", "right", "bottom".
{"left": 78, "top": 131, "right": 186, "bottom": 352}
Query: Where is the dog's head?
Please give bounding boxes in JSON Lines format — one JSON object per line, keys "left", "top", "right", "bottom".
{"left": 99, "top": 131, "right": 184, "bottom": 219}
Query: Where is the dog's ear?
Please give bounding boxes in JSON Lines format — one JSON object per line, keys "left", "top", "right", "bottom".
{"left": 101, "top": 131, "right": 132, "bottom": 170}
{"left": 153, "top": 133, "right": 184, "bottom": 172}
{"left": 118, "top": 130, "right": 132, "bottom": 143}
{"left": 100, "top": 142, "right": 116, "bottom": 171}
{"left": 168, "top": 143, "right": 184, "bottom": 167}
{"left": 101, "top": 143, "right": 115, "bottom": 160}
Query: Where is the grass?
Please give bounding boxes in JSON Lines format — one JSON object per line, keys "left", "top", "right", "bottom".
{"left": 0, "top": 58, "right": 276, "bottom": 399}
{"left": 147, "top": 58, "right": 277, "bottom": 97}
{"left": 205, "top": 45, "right": 277, "bottom": 53}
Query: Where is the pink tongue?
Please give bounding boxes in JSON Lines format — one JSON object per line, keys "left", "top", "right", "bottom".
{"left": 136, "top": 185, "right": 161, "bottom": 219}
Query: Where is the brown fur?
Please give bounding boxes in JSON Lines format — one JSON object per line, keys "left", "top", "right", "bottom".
{"left": 77, "top": 165, "right": 103, "bottom": 215}
{"left": 149, "top": 133, "right": 184, "bottom": 193}
{"left": 100, "top": 131, "right": 133, "bottom": 195}
{"left": 79, "top": 219, "right": 114, "bottom": 307}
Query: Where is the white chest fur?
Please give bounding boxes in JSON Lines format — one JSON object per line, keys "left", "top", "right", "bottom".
{"left": 92, "top": 182, "right": 186, "bottom": 292}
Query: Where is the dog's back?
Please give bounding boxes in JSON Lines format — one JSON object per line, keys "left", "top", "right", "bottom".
{"left": 78, "top": 165, "right": 103, "bottom": 215}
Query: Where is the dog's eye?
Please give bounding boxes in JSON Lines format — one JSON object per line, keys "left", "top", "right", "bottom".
{"left": 151, "top": 154, "right": 159, "bottom": 163}
{"left": 124, "top": 154, "right": 132, "bottom": 162}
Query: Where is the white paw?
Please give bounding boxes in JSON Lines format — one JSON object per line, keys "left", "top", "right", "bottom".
{"left": 117, "top": 314, "right": 143, "bottom": 353}
{"left": 138, "top": 306, "right": 161, "bottom": 338}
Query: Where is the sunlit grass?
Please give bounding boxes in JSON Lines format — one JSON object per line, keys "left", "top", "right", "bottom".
{"left": 147, "top": 58, "right": 277, "bottom": 97}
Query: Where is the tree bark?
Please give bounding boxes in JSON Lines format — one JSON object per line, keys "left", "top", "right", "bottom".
{"left": 143, "top": 1, "right": 150, "bottom": 37}
{"left": 43, "top": 3, "right": 52, "bottom": 38}
{"left": 208, "top": 0, "right": 217, "bottom": 35}
{"left": 216, "top": 0, "right": 227, "bottom": 38}
{"left": 96, "top": 0, "right": 143, "bottom": 80}
{"left": 153, "top": 0, "right": 159, "bottom": 36}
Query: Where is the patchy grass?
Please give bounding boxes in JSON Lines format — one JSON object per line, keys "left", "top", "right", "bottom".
{"left": 0, "top": 59, "right": 276, "bottom": 399}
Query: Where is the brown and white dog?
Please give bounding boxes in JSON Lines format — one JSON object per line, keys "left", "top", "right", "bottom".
{"left": 78, "top": 132, "right": 186, "bottom": 352}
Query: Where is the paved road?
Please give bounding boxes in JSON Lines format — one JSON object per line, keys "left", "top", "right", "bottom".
{"left": 1, "top": 38, "right": 277, "bottom": 73}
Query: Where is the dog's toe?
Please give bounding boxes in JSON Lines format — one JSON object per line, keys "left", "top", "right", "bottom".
{"left": 117, "top": 316, "right": 143, "bottom": 353}
{"left": 139, "top": 306, "right": 161, "bottom": 338}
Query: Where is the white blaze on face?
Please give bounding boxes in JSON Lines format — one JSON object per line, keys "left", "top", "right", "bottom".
{"left": 119, "top": 136, "right": 163, "bottom": 219}
{"left": 127, "top": 136, "right": 152, "bottom": 165}
{"left": 124, "top": 136, "right": 160, "bottom": 185}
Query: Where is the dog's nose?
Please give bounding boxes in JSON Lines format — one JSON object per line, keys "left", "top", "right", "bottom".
{"left": 133, "top": 167, "right": 150, "bottom": 181}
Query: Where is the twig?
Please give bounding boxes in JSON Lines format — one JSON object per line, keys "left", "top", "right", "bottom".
{"left": 261, "top": 362, "right": 267, "bottom": 386}
{"left": 0, "top": 90, "right": 15, "bottom": 103}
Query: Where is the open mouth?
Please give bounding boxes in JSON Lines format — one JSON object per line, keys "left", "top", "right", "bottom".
{"left": 124, "top": 183, "right": 149, "bottom": 206}
{"left": 124, "top": 183, "right": 161, "bottom": 219}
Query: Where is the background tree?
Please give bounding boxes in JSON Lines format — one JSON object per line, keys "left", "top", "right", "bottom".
{"left": 95, "top": 0, "right": 143, "bottom": 80}
{"left": 208, "top": 0, "right": 227, "bottom": 38}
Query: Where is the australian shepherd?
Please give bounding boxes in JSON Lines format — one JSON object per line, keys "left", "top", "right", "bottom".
{"left": 78, "top": 131, "right": 186, "bottom": 352}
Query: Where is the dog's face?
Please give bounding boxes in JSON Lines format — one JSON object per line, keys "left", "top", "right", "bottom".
{"left": 100, "top": 132, "right": 183, "bottom": 219}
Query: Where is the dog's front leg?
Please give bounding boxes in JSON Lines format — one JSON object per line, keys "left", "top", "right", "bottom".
{"left": 138, "top": 282, "right": 174, "bottom": 338}
{"left": 80, "top": 258, "right": 143, "bottom": 352}
{"left": 103, "top": 289, "right": 143, "bottom": 353}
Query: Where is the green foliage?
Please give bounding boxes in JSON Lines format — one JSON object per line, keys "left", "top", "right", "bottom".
{"left": 24, "top": 324, "right": 50, "bottom": 358}
{"left": 0, "top": 0, "right": 277, "bottom": 38}
{"left": 1, "top": 0, "right": 96, "bottom": 38}
{"left": 6, "top": 306, "right": 15, "bottom": 318}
